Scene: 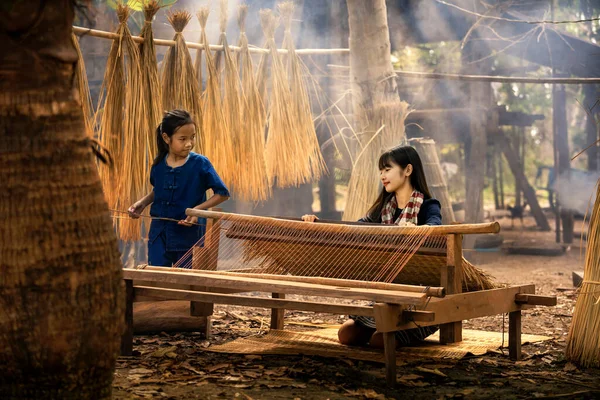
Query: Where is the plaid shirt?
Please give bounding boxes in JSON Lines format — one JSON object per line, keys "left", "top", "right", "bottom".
{"left": 380, "top": 190, "right": 424, "bottom": 225}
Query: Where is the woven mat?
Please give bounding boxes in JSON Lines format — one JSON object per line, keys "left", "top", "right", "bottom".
{"left": 206, "top": 328, "right": 551, "bottom": 365}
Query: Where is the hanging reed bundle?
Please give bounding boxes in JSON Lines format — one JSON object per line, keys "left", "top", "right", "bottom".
{"left": 139, "top": 0, "right": 162, "bottom": 160}
{"left": 97, "top": 3, "right": 147, "bottom": 241}
{"left": 197, "top": 7, "right": 232, "bottom": 182}
{"left": 565, "top": 181, "right": 600, "bottom": 367}
{"left": 343, "top": 101, "right": 411, "bottom": 221}
{"left": 261, "top": 9, "right": 314, "bottom": 187}
{"left": 160, "top": 10, "right": 204, "bottom": 153}
{"left": 278, "top": 1, "right": 325, "bottom": 181}
{"left": 235, "top": 4, "right": 270, "bottom": 201}
{"left": 71, "top": 33, "right": 94, "bottom": 138}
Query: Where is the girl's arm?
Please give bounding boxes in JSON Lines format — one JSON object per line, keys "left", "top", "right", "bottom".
{"left": 179, "top": 193, "right": 230, "bottom": 226}
{"left": 128, "top": 191, "right": 154, "bottom": 218}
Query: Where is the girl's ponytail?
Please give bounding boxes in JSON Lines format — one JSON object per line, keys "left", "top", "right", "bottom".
{"left": 152, "top": 109, "right": 194, "bottom": 166}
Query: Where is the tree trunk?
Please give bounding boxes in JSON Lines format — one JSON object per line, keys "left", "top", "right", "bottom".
{"left": 0, "top": 2, "right": 123, "bottom": 399}
{"left": 347, "top": 0, "right": 398, "bottom": 125}
{"left": 583, "top": 84, "right": 599, "bottom": 171}
{"left": 496, "top": 132, "right": 551, "bottom": 231}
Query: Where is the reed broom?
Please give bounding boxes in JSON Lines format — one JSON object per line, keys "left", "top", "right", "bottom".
{"left": 261, "top": 9, "right": 312, "bottom": 188}
{"left": 160, "top": 10, "right": 204, "bottom": 153}
{"left": 565, "top": 181, "right": 600, "bottom": 367}
{"left": 71, "top": 33, "right": 94, "bottom": 138}
{"left": 279, "top": 2, "right": 326, "bottom": 182}
{"left": 197, "top": 7, "right": 231, "bottom": 183}
{"left": 343, "top": 101, "right": 410, "bottom": 221}
{"left": 236, "top": 4, "right": 270, "bottom": 201}
{"left": 139, "top": 0, "right": 162, "bottom": 162}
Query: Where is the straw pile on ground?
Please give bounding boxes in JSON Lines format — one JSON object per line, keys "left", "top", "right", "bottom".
{"left": 236, "top": 4, "right": 270, "bottom": 201}
{"left": 197, "top": 7, "right": 232, "bottom": 183}
{"left": 160, "top": 10, "right": 204, "bottom": 153}
{"left": 71, "top": 33, "right": 94, "bottom": 137}
{"left": 343, "top": 101, "right": 411, "bottom": 221}
{"left": 97, "top": 3, "right": 147, "bottom": 241}
{"left": 565, "top": 181, "right": 600, "bottom": 367}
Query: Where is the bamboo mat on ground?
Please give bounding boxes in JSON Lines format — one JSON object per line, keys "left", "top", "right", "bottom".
{"left": 205, "top": 328, "right": 551, "bottom": 365}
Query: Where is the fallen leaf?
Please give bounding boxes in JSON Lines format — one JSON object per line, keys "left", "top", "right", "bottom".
{"left": 399, "top": 374, "right": 423, "bottom": 381}
{"left": 416, "top": 367, "right": 447, "bottom": 377}
{"left": 151, "top": 346, "right": 177, "bottom": 358}
{"left": 563, "top": 362, "right": 577, "bottom": 372}
{"left": 129, "top": 368, "right": 154, "bottom": 376}
{"left": 244, "top": 355, "right": 262, "bottom": 361}
{"left": 207, "top": 363, "right": 231, "bottom": 373}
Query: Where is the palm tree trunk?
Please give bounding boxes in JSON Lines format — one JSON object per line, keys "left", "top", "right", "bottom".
{"left": 0, "top": 1, "right": 123, "bottom": 398}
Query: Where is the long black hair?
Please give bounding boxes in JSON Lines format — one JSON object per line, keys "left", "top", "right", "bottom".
{"left": 365, "top": 145, "right": 432, "bottom": 221}
{"left": 152, "top": 109, "right": 194, "bottom": 166}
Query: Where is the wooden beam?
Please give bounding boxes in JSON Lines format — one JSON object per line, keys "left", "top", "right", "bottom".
{"left": 121, "top": 280, "right": 134, "bottom": 356}
{"left": 270, "top": 293, "right": 285, "bottom": 330}
{"left": 440, "top": 234, "right": 463, "bottom": 343}
{"left": 514, "top": 294, "right": 557, "bottom": 306}
{"left": 123, "top": 269, "right": 427, "bottom": 305}
{"left": 186, "top": 209, "right": 501, "bottom": 235}
{"left": 133, "top": 286, "right": 375, "bottom": 316}
{"left": 509, "top": 310, "right": 522, "bottom": 360}
{"left": 394, "top": 285, "right": 536, "bottom": 330}
{"left": 384, "top": 332, "right": 397, "bottom": 388}
{"left": 402, "top": 310, "right": 435, "bottom": 322}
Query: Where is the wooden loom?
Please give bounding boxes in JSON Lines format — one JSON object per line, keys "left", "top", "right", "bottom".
{"left": 121, "top": 210, "right": 556, "bottom": 387}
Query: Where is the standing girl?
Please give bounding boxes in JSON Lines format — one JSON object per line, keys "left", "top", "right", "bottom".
{"left": 302, "top": 145, "right": 442, "bottom": 348}
{"left": 129, "top": 109, "right": 230, "bottom": 267}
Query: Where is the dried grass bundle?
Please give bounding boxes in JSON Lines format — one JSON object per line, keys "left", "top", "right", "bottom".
{"left": 97, "top": 3, "right": 147, "bottom": 241}
{"left": 71, "top": 33, "right": 94, "bottom": 138}
{"left": 343, "top": 101, "right": 411, "bottom": 221}
{"left": 197, "top": 7, "right": 231, "bottom": 182}
{"left": 139, "top": 0, "right": 162, "bottom": 159}
{"left": 160, "top": 10, "right": 204, "bottom": 153}
{"left": 565, "top": 181, "right": 600, "bottom": 367}
{"left": 236, "top": 4, "right": 270, "bottom": 201}
{"left": 278, "top": 2, "right": 325, "bottom": 181}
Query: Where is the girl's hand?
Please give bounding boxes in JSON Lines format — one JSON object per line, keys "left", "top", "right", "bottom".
{"left": 128, "top": 202, "right": 145, "bottom": 218}
{"left": 179, "top": 215, "right": 198, "bottom": 227}
{"left": 301, "top": 214, "right": 319, "bottom": 222}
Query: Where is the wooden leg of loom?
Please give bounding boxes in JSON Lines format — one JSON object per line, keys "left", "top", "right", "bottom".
{"left": 509, "top": 310, "right": 522, "bottom": 360}
{"left": 121, "top": 279, "right": 134, "bottom": 356}
{"left": 190, "top": 286, "right": 213, "bottom": 339}
{"left": 270, "top": 293, "right": 285, "bottom": 330}
{"left": 383, "top": 331, "right": 396, "bottom": 388}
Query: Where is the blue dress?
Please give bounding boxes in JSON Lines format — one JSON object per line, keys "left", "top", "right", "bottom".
{"left": 148, "top": 152, "right": 230, "bottom": 266}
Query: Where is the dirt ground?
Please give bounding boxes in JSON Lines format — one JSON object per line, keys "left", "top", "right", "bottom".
{"left": 113, "top": 213, "right": 600, "bottom": 399}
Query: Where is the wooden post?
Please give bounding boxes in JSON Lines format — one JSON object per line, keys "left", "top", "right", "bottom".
{"left": 499, "top": 153, "right": 505, "bottom": 208}
{"left": 509, "top": 310, "right": 522, "bottom": 360}
{"left": 584, "top": 84, "right": 599, "bottom": 172}
{"left": 383, "top": 332, "right": 396, "bottom": 388}
{"left": 373, "top": 303, "right": 402, "bottom": 388}
{"left": 270, "top": 293, "right": 285, "bottom": 330}
{"left": 554, "top": 85, "right": 574, "bottom": 244}
{"left": 440, "top": 234, "right": 463, "bottom": 343}
{"left": 121, "top": 279, "right": 134, "bottom": 356}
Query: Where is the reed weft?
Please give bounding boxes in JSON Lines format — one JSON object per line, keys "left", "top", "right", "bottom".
{"left": 236, "top": 4, "right": 270, "bottom": 201}
{"left": 71, "top": 33, "right": 94, "bottom": 138}
{"left": 197, "top": 7, "right": 231, "bottom": 184}
{"left": 161, "top": 10, "right": 204, "bottom": 153}
{"left": 565, "top": 181, "right": 600, "bottom": 367}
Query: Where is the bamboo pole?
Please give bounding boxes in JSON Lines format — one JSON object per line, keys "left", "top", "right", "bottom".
{"left": 328, "top": 64, "right": 600, "bottom": 84}
{"left": 72, "top": 26, "right": 349, "bottom": 55}
{"left": 185, "top": 209, "right": 501, "bottom": 234}
{"left": 138, "top": 266, "right": 446, "bottom": 297}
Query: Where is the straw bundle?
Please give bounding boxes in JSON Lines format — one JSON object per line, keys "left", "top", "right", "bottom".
{"left": 343, "top": 101, "right": 411, "bottom": 221}
{"left": 71, "top": 33, "right": 94, "bottom": 138}
{"left": 197, "top": 7, "right": 232, "bottom": 184}
{"left": 235, "top": 4, "right": 270, "bottom": 201}
{"left": 97, "top": 3, "right": 147, "bottom": 241}
{"left": 278, "top": 2, "right": 325, "bottom": 182}
{"left": 139, "top": 0, "right": 162, "bottom": 159}
{"left": 160, "top": 10, "right": 204, "bottom": 153}
{"left": 565, "top": 181, "right": 600, "bottom": 367}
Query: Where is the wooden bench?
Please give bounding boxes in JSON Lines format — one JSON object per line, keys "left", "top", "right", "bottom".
{"left": 121, "top": 210, "right": 556, "bottom": 387}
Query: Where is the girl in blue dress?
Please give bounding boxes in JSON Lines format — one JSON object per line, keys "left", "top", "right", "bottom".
{"left": 302, "top": 145, "right": 442, "bottom": 348}
{"left": 128, "top": 109, "right": 230, "bottom": 267}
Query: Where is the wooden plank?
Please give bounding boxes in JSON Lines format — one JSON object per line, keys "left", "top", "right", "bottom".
{"left": 123, "top": 269, "right": 427, "bottom": 305}
{"left": 121, "top": 280, "right": 134, "bottom": 356}
{"left": 384, "top": 332, "right": 396, "bottom": 388}
{"left": 144, "top": 267, "right": 445, "bottom": 298}
{"left": 133, "top": 286, "right": 376, "bottom": 316}
{"left": 509, "top": 310, "right": 522, "bottom": 360}
{"left": 440, "top": 234, "right": 463, "bottom": 343}
{"left": 186, "top": 209, "right": 500, "bottom": 235}
{"left": 394, "top": 285, "right": 535, "bottom": 330}
{"left": 402, "top": 310, "right": 435, "bottom": 323}
{"left": 514, "top": 294, "right": 557, "bottom": 306}
{"left": 373, "top": 303, "right": 403, "bottom": 333}
{"left": 270, "top": 293, "right": 285, "bottom": 330}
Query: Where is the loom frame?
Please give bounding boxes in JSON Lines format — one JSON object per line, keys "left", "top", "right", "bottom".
{"left": 121, "top": 210, "right": 557, "bottom": 387}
